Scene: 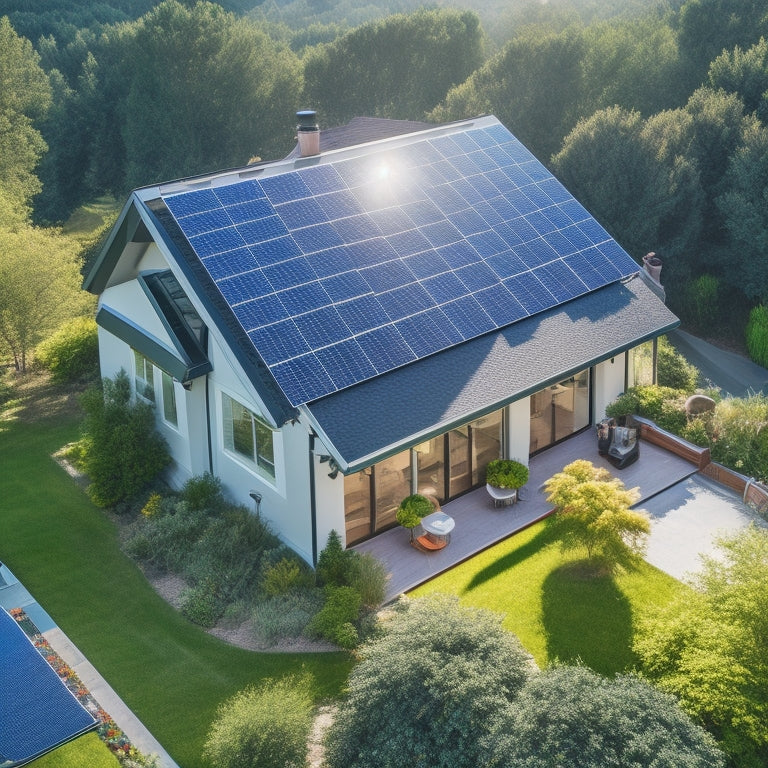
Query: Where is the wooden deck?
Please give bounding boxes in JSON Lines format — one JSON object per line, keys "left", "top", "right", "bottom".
{"left": 354, "top": 429, "right": 699, "bottom": 603}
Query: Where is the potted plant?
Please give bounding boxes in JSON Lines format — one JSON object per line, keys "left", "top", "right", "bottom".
{"left": 485, "top": 459, "right": 529, "bottom": 506}
{"left": 396, "top": 494, "right": 435, "bottom": 541}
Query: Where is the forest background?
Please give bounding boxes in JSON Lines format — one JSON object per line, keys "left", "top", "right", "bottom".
{"left": 3, "top": 0, "right": 768, "bottom": 367}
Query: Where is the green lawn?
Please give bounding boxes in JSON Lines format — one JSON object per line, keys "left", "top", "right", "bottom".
{"left": 410, "top": 518, "right": 689, "bottom": 674}
{"left": 0, "top": 380, "right": 352, "bottom": 768}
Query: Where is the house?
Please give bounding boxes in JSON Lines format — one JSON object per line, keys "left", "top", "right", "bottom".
{"left": 84, "top": 113, "right": 679, "bottom": 565}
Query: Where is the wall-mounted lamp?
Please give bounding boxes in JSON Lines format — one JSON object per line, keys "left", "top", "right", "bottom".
{"left": 249, "top": 491, "right": 262, "bottom": 516}
{"left": 182, "top": 380, "right": 192, "bottom": 391}
{"left": 317, "top": 454, "right": 340, "bottom": 480}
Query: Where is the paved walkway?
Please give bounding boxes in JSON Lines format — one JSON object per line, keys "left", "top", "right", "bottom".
{"left": 0, "top": 563, "right": 179, "bottom": 768}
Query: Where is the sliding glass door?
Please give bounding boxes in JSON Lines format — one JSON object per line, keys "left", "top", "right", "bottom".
{"left": 529, "top": 370, "right": 590, "bottom": 454}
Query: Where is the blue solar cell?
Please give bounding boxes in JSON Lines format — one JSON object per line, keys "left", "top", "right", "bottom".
{"left": 361, "top": 258, "right": 415, "bottom": 293}
{"left": 346, "top": 238, "right": 399, "bottom": 268}
{"left": 235, "top": 294, "right": 287, "bottom": 331}
{"left": 494, "top": 222, "right": 524, "bottom": 248}
{"left": 441, "top": 295, "right": 495, "bottom": 338}
{"left": 544, "top": 229, "right": 576, "bottom": 257}
{"left": 451, "top": 131, "right": 482, "bottom": 153}
{"left": 501, "top": 139, "right": 536, "bottom": 164}
{"left": 357, "top": 325, "right": 416, "bottom": 372}
{"left": 335, "top": 294, "right": 390, "bottom": 335}
{"left": 422, "top": 270, "right": 469, "bottom": 304}
{"left": 165, "top": 188, "right": 219, "bottom": 217}
{"left": 333, "top": 213, "right": 381, "bottom": 244}
{"left": 513, "top": 241, "right": 548, "bottom": 268}
{"left": 275, "top": 197, "right": 327, "bottom": 230}
{"left": 291, "top": 221, "right": 345, "bottom": 254}
{"left": 403, "top": 250, "right": 451, "bottom": 280}
{"left": 545, "top": 204, "right": 574, "bottom": 230}
{"left": 294, "top": 305, "right": 351, "bottom": 348}
{"left": 321, "top": 270, "right": 371, "bottom": 302}
{"left": 451, "top": 208, "right": 488, "bottom": 237}
{"left": 487, "top": 195, "right": 519, "bottom": 223}
{"left": 251, "top": 235, "right": 302, "bottom": 267}
{"left": 367, "top": 207, "right": 413, "bottom": 236}
{"left": 504, "top": 271, "right": 556, "bottom": 314}
{"left": 500, "top": 163, "right": 533, "bottom": 189}
{"left": 226, "top": 197, "right": 275, "bottom": 225}
{"left": 451, "top": 177, "right": 484, "bottom": 206}
{"left": 279, "top": 281, "right": 331, "bottom": 316}
{"left": 526, "top": 209, "right": 556, "bottom": 236}
{"left": 510, "top": 191, "right": 538, "bottom": 216}
{"left": 525, "top": 183, "right": 556, "bottom": 210}
{"left": 395, "top": 311, "right": 455, "bottom": 358}
{"left": 533, "top": 261, "right": 587, "bottom": 303}
{"left": 467, "top": 150, "right": 498, "bottom": 173}
{"left": 538, "top": 177, "right": 572, "bottom": 204}
{"left": 560, "top": 224, "right": 591, "bottom": 251}
{"left": 315, "top": 339, "right": 377, "bottom": 390}
{"left": 486, "top": 168, "right": 516, "bottom": 196}
{"left": 418, "top": 162, "right": 450, "bottom": 187}
{"left": 430, "top": 134, "right": 464, "bottom": 158}
{"left": 260, "top": 172, "right": 312, "bottom": 204}
{"left": 353, "top": 181, "right": 400, "bottom": 212}
{"left": 485, "top": 249, "right": 527, "bottom": 279}
{"left": 335, "top": 156, "right": 374, "bottom": 188}
{"left": 316, "top": 189, "right": 364, "bottom": 220}
{"left": 468, "top": 127, "right": 498, "bottom": 149}
{"left": 214, "top": 179, "right": 266, "bottom": 206}
{"left": 306, "top": 245, "right": 355, "bottom": 278}
{"left": 468, "top": 229, "right": 507, "bottom": 258}
{"left": 579, "top": 218, "right": 611, "bottom": 245}
{"left": 248, "top": 319, "right": 309, "bottom": 365}
{"left": 472, "top": 200, "right": 504, "bottom": 227}
{"left": 563, "top": 251, "right": 609, "bottom": 291}
{"left": 189, "top": 228, "right": 246, "bottom": 258}
{"left": 426, "top": 183, "right": 467, "bottom": 215}
{"left": 559, "top": 198, "right": 590, "bottom": 224}
{"left": 299, "top": 164, "right": 347, "bottom": 195}
{"left": 455, "top": 261, "right": 499, "bottom": 292}
{"left": 597, "top": 241, "right": 637, "bottom": 276}
{"left": 437, "top": 240, "right": 480, "bottom": 269}
{"left": 263, "top": 256, "right": 317, "bottom": 292}
{"left": 179, "top": 208, "right": 232, "bottom": 236}
{"left": 217, "top": 270, "right": 270, "bottom": 305}
{"left": 484, "top": 144, "right": 514, "bottom": 170}
{"left": 432, "top": 159, "right": 462, "bottom": 182}
{"left": 449, "top": 152, "right": 483, "bottom": 177}
{"left": 526, "top": 237, "right": 560, "bottom": 266}
{"left": 272, "top": 354, "right": 334, "bottom": 404}
{"left": 468, "top": 172, "right": 501, "bottom": 200}
{"left": 387, "top": 229, "right": 432, "bottom": 258}
{"left": 474, "top": 284, "right": 527, "bottom": 327}
{"left": 236, "top": 215, "right": 289, "bottom": 245}
{"left": 382, "top": 282, "right": 436, "bottom": 322}
{"left": 420, "top": 220, "right": 462, "bottom": 248}
{"left": 402, "top": 199, "right": 443, "bottom": 227}
{"left": 201, "top": 247, "right": 258, "bottom": 281}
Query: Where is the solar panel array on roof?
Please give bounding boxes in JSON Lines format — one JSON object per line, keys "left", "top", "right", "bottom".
{"left": 163, "top": 119, "right": 638, "bottom": 406}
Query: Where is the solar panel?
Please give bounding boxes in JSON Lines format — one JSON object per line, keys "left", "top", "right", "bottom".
{"left": 163, "top": 118, "right": 639, "bottom": 406}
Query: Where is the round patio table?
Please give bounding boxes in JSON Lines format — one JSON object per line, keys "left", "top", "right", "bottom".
{"left": 420, "top": 511, "right": 455, "bottom": 546}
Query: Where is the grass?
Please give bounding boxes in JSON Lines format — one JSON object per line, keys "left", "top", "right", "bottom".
{"left": 0, "top": 375, "right": 352, "bottom": 768}
{"left": 410, "top": 519, "right": 689, "bottom": 674}
{"left": 33, "top": 734, "right": 121, "bottom": 767}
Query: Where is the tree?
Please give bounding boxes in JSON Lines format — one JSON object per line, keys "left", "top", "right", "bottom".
{"left": 78, "top": 370, "right": 171, "bottom": 507}
{"left": 490, "top": 665, "right": 725, "bottom": 768}
{"left": 708, "top": 38, "right": 768, "bottom": 115}
{"left": 0, "top": 224, "right": 90, "bottom": 371}
{"left": 0, "top": 16, "right": 52, "bottom": 220}
{"left": 303, "top": 9, "right": 484, "bottom": 127}
{"left": 324, "top": 594, "right": 533, "bottom": 768}
{"left": 544, "top": 459, "right": 650, "bottom": 570}
{"left": 204, "top": 678, "right": 313, "bottom": 768}
{"left": 431, "top": 25, "right": 586, "bottom": 162}
{"left": 634, "top": 526, "right": 768, "bottom": 767}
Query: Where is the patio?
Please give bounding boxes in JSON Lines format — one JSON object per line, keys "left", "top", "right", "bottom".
{"left": 354, "top": 429, "right": 698, "bottom": 602}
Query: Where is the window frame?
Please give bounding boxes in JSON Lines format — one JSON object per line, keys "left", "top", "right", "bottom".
{"left": 221, "top": 392, "right": 276, "bottom": 481}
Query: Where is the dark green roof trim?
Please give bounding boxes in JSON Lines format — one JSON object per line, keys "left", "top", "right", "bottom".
{"left": 140, "top": 198, "right": 297, "bottom": 426}
{"left": 96, "top": 306, "right": 210, "bottom": 382}
{"left": 83, "top": 196, "right": 151, "bottom": 294}
{"left": 304, "top": 276, "right": 680, "bottom": 474}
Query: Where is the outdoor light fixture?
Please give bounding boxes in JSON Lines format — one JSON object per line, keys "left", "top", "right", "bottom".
{"left": 249, "top": 491, "right": 262, "bottom": 516}
{"left": 317, "top": 454, "right": 340, "bottom": 480}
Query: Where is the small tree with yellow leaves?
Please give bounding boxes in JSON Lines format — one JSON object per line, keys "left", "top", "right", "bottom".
{"left": 544, "top": 459, "right": 650, "bottom": 571}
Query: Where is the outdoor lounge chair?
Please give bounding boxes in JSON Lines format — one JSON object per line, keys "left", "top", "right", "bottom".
{"left": 597, "top": 418, "right": 639, "bottom": 469}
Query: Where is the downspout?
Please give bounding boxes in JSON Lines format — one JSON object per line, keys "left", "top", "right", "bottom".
{"left": 308, "top": 433, "right": 319, "bottom": 566}
{"left": 202, "top": 327, "right": 213, "bottom": 474}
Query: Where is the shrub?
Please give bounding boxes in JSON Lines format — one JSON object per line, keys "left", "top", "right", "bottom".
{"left": 204, "top": 678, "right": 313, "bottom": 768}
{"left": 77, "top": 370, "right": 170, "bottom": 507}
{"left": 606, "top": 385, "right": 687, "bottom": 433}
{"left": 746, "top": 305, "right": 768, "bottom": 367}
{"left": 252, "top": 592, "right": 324, "bottom": 644}
{"left": 261, "top": 557, "right": 315, "bottom": 597}
{"left": 324, "top": 594, "right": 533, "bottom": 768}
{"left": 306, "top": 586, "right": 362, "bottom": 648}
{"left": 181, "top": 580, "right": 225, "bottom": 628}
{"left": 181, "top": 472, "right": 223, "bottom": 511}
{"left": 141, "top": 492, "right": 162, "bottom": 518}
{"left": 316, "top": 529, "right": 354, "bottom": 586}
{"left": 684, "top": 274, "right": 720, "bottom": 332}
{"left": 395, "top": 494, "right": 433, "bottom": 529}
{"left": 657, "top": 336, "right": 700, "bottom": 391}
{"left": 346, "top": 552, "right": 388, "bottom": 608}
{"left": 708, "top": 395, "right": 768, "bottom": 481}
{"left": 34, "top": 316, "right": 99, "bottom": 384}
{"left": 485, "top": 458, "right": 529, "bottom": 489}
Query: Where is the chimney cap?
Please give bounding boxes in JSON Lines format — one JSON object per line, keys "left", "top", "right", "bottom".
{"left": 296, "top": 110, "right": 318, "bottom": 130}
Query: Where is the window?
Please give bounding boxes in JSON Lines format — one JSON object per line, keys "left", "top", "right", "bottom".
{"left": 222, "top": 393, "right": 275, "bottom": 480}
{"left": 133, "top": 349, "right": 155, "bottom": 401}
{"left": 161, "top": 371, "right": 177, "bottom": 426}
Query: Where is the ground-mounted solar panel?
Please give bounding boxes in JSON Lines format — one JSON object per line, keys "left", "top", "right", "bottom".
{"left": 162, "top": 116, "right": 639, "bottom": 406}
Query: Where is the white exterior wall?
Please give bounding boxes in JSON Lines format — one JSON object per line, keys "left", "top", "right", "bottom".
{"left": 313, "top": 443, "right": 346, "bottom": 556}
{"left": 593, "top": 353, "right": 627, "bottom": 423}
{"left": 505, "top": 398, "right": 531, "bottom": 465}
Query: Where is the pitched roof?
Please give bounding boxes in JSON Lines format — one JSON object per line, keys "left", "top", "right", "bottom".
{"left": 156, "top": 115, "right": 640, "bottom": 409}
